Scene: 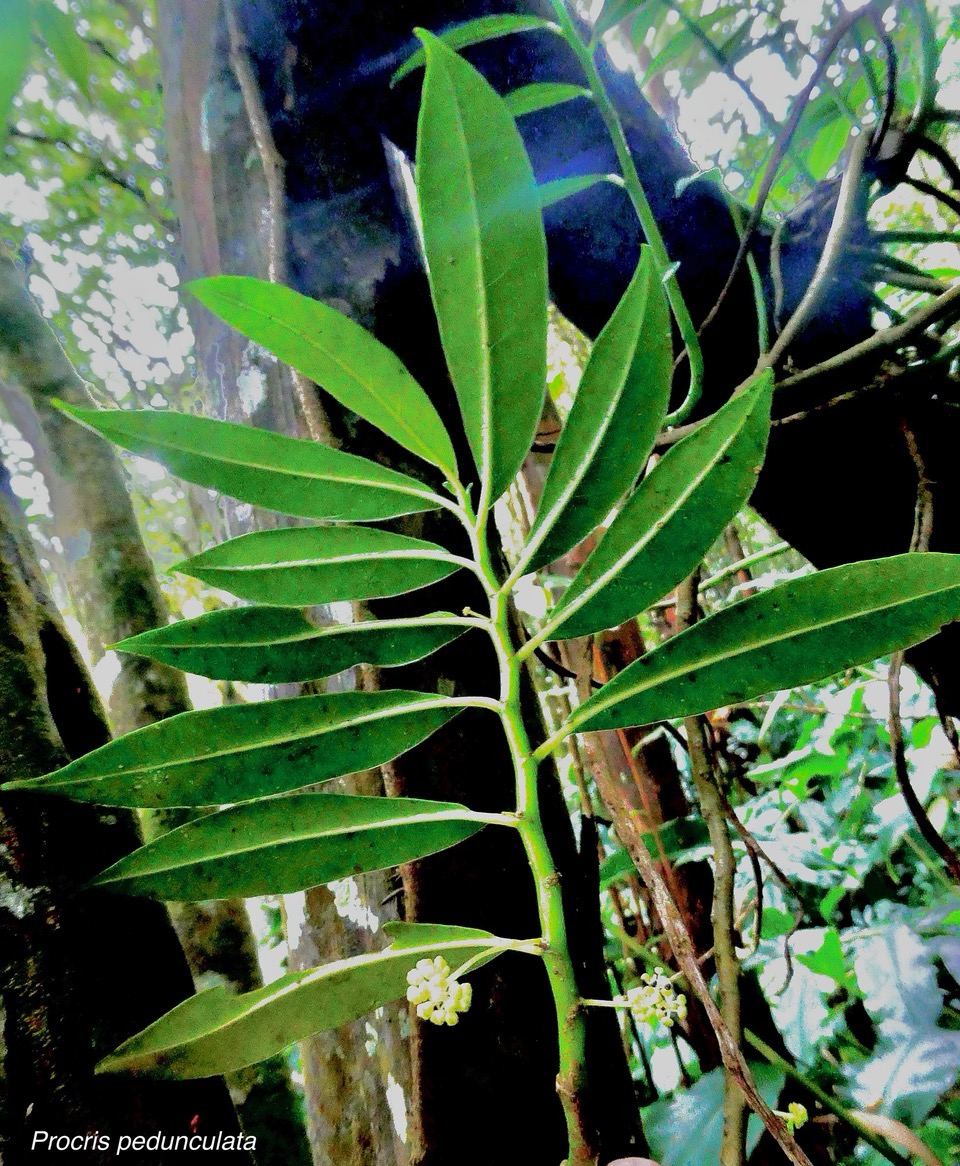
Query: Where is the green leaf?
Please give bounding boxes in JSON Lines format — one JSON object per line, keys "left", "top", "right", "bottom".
{"left": 523, "top": 248, "right": 672, "bottom": 572}
{"left": 570, "top": 553, "right": 960, "bottom": 732}
{"left": 538, "top": 173, "right": 610, "bottom": 209}
{"left": 173, "top": 525, "right": 464, "bottom": 606}
{"left": 33, "top": 2, "right": 91, "bottom": 98}
{"left": 4, "top": 690, "right": 465, "bottom": 807}
{"left": 96, "top": 931, "right": 510, "bottom": 1078}
{"left": 0, "top": 0, "right": 32, "bottom": 135}
{"left": 807, "top": 114, "right": 851, "bottom": 181}
{"left": 536, "top": 372, "right": 772, "bottom": 643}
{"left": 91, "top": 793, "right": 488, "bottom": 899}
{"left": 416, "top": 32, "right": 548, "bottom": 503}
{"left": 503, "top": 82, "right": 589, "bottom": 119}
{"left": 391, "top": 14, "right": 557, "bottom": 85}
{"left": 381, "top": 921, "right": 497, "bottom": 949}
{"left": 187, "top": 276, "right": 456, "bottom": 476}
{"left": 596, "top": 0, "right": 651, "bottom": 36}
{"left": 643, "top": 1062, "right": 783, "bottom": 1166}
{"left": 57, "top": 404, "right": 446, "bottom": 522}
{"left": 115, "top": 608, "right": 469, "bottom": 683}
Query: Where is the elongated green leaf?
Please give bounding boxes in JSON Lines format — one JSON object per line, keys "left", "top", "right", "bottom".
{"left": 188, "top": 276, "right": 456, "bottom": 475}
{"left": 503, "top": 82, "right": 589, "bottom": 119}
{"left": 535, "top": 372, "right": 772, "bottom": 643}
{"left": 571, "top": 554, "right": 960, "bottom": 733}
{"left": 34, "top": 2, "right": 91, "bottom": 97}
{"left": 91, "top": 793, "right": 489, "bottom": 899}
{"left": 96, "top": 931, "right": 512, "bottom": 1078}
{"left": 1, "top": 0, "right": 32, "bottom": 135}
{"left": 538, "top": 173, "right": 610, "bottom": 209}
{"left": 116, "top": 608, "right": 470, "bottom": 683}
{"left": 523, "top": 248, "right": 672, "bottom": 573}
{"left": 417, "top": 32, "right": 548, "bottom": 503}
{"left": 3, "top": 690, "right": 465, "bottom": 807}
{"left": 173, "top": 526, "right": 463, "bottom": 606}
{"left": 57, "top": 404, "right": 444, "bottom": 522}
{"left": 596, "top": 0, "right": 651, "bottom": 36}
{"left": 391, "top": 14, "right": 557, "bottom": 85}
{"left": 381, "top": 921, "right": 497, "bottom": 949}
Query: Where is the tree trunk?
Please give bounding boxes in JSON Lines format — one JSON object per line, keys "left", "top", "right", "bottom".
{"left": 0, "top": 461, "right": 245, "bottom": 1163}
{"left": 0, "top": 249, "right": 309, "bottom": 1165}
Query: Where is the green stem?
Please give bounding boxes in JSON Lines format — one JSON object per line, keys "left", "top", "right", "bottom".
{"left": 744, "top": 1032, "right": 912, "bottom": 1166}
{"left": 548, "top": 0, "right": 703, "bottom": 424}
{"left": 463, "top": 492, "right": 595, "bottom": 1164}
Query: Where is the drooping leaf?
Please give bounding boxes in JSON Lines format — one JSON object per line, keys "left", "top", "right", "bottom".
{"left": 96, "top": 931, "right": 512, "bottom": 1078}
{"left": 643, "top": 1062, "right": 784, "bottom": 1166}
{"left": 4, "top": 690, "right": 465, "bottom": 807}
{"left": 391, "top": 14, "right": 557, "bottom": 85}
{"left": 534, "top": 372, "right": 772, "bottom": 643}
{"left": 34, "top": 2, "right": 91, "bottom": 98}
{"left": 0, "top": 0, "right": 32, "bottom": 135}
{"left": 523, "top": 248, "right": 672, "bottom": 573}
{"left": 188, "top": 276, "right": 457, "bottom": 475}
{"left": 569, "top": 554, "right": 960, "bottom": 733}
{"left": 115, "top": 608, "right": 470, "bottom": 683}
{"left": 503, "top": 82, "right": 589, "bottom": 119}
{"left": 91, "top": 793, "right": 489, "bottom": 899}
{"left": 416, "top": 32, "right": 548, "bottom": 502}
{"left": 57, "top": 404, "right": 446, "bottom": 522}
{"left": 538, "top": 173, "right": 610, "bottom": 209}
{"left": 173, "top": 525, "right": 463, "bottom": 606}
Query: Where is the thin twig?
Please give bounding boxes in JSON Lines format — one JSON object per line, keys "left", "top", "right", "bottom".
{"left": 676, "top": 572, "right": 746, "bottom": 1166}
{"left": 775, "top": 279, "right": 960, "bottom": 391}
{"left": 592, "top": 772, "right": 814, "bottom": 1165}
{"left": 697, "top": 5, "right": 872, "bottom": 341}
{"left": 745, "top": 1031, "right": 913, "bottom": 1166}
{"left": 222, "top": 0, "right": 331, "bottom": 444}
{"left": 905, "top": 176, "right": 960, "bottom": 220}
{"left": 887, "top": 420, "right": 960, "bottom": 882}
{"left": 760, "top": 132, "right": 871, "bottom": 370}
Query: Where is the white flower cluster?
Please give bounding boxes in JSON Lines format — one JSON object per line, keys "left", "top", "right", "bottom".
{"left": 406, "top": 956, "right": 473, "bottom": 1026}
{"left": 625, "top": 967, "right": 687, "bottom": 1029}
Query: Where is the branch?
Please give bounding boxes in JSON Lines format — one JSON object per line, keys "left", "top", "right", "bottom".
{"left": 676, "top": 572, "right": 746, "bottom": 1166}
{"left": 591, "top": 766, "right": 815, "bottom": 1166}
{"left": 759, "top": 132, "right": 871, "bottom": 370}
{"left": 775, "top": 279, "right": 960, "bottom": 392}
{"left": 697, "top": 4, "right": 874, "bottom": 340}
{"left": 887, "top": 420, "right": 960, "bottom": 883}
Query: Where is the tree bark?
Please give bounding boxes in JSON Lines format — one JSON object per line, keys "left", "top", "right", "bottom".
{"left": 0, "top": 248, "right": 310, "bottom": 1164}
{"left": 0, "top": 461, "right": 246, "bottom": 1164}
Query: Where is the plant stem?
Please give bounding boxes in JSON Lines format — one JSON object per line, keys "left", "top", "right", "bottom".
{"left": 463, "top": 494, "right": 595, "bottom": 1164}
{"left": 548, "top": 0, "right": 703, "bottom": 424}
{"left": 744, "top": 1031, "right": 913, "bottom": 1166}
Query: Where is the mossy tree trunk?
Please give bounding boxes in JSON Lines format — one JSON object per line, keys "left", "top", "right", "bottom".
{"left": 0, "top": 462, "right": 245, "bottom": 1164}
{"left": 0, "top": 249, "right": 309, "bottom": 1165}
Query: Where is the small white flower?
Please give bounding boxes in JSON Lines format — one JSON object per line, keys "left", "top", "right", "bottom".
{"left": 624, "top": 967, "right": 687, "bottom": 1029}
{"left": 405, "top": 956, "right": 473, "bottom": 1026}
